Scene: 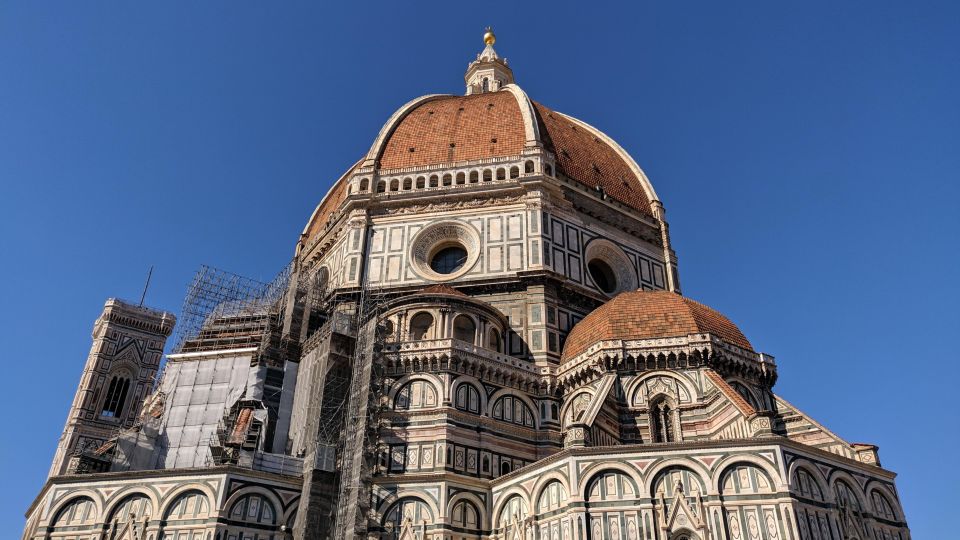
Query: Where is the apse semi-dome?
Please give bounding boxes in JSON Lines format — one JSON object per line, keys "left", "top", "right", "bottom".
{"left": 561, "top": 290, "right": 753, "bottom": 363}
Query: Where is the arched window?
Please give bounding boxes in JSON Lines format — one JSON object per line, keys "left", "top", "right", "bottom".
{"left": 402, "top": 177, "right": 412, "bottom": 190}
{"left": 509, "top": 166, "right": 519, "bottom": 179}
{"left": 482, "top": 169, "right": 492, "bottom": 182}
{"left": 228, "top": 493, "right": 277, "bottom": 532}
{"left": 835, "top": 480, "right": 867, "bottom": 538}
{"left": 871, "top": 490, "right": 897, "bottom": 521}
{"left": 443, "top": 173, "right": 453, "bottom": 186}
{"left": 497, "top": 496, "right": 527, "bottom": 535}
{"left": 416, "top": 176, "right": 425, "bottom": 189}
{"left": 394, "top": 380, "right": 438, "bottom": 410}
{"left": 376, "top": 180, "right": 387, "bottom": 193}
{"left": 409, "top": 312, "right": 434, "bottom": 341}
{"left": 429, "top": 175, "right": 439, "bottom": 188}
{"left": 469, "top": 170, "right": 479, "bottom": 183}
{"left": 651, "top": 467, "right": 705, "bottom": 515}
{"left": 501, "top": 461, "right": 512, "bottom": 476}
{"left": 730, "top": 380, "right": 762, "bottom": 410}
{"left": 492, "top": 395, "right": 535, "bottom": 427}
{"left": 537, "top": 481, "right": 569, "bottom": 513}
{"left": 455, "top": 382, "right": 481, "bottom": 414}
{"left": 456, "top": 171, "right": 466, "bottom": 184}
{"left": 719, "top": 463, "right": 773, "bottom": 495}
{"left": 162, "top": 490, "right": 211, "bottom": 538}
{"left": 487, "top": 328, "right": 502, "bottom": 353}
{"left": 453, "top": 315, "right": 476, "bottom": 344}
{"left": 360, "top": 178, "right": 369, "bottom": 191}
{"left": 451, "top": 500, "right": 480, "bottom": 530}
{"left": 383, "top": 498, "right": 433, "bottom": 538}
{"left": 565, "top": 392, "right": 591, "bottom": 426}
{"left": 650, "top": 395, "right": 677, "bottom": 443}
{"left": 835, "top": 480, "right": 863, "bottom": 512}
{"left": 52, "top": 497, "right": 97, "bottom": 532}
{"left": 107, "top": 494, "right": 153, "bottom": 530}
{"left": 545, "top": 164, "right": 553, "bottom": 176}
{"left": 586, "top": 470, "right": 637, "bottom": 502}
{"left": 101, "top": 375, "right": 130, "bottom": 418}
{"left": 524, "top": 160, "right": 535, "bottom": 174}
{"left": 496, "top": 168, "right": 506, "bottom": 180}
{"left": 389, "top": 179, "right": 399, "bottom": 192}
{"left": 482, "top": 77, "right": 489, "bottom": 92}
{"left": 794, "top": 468, "right": 825, "bottom": 501}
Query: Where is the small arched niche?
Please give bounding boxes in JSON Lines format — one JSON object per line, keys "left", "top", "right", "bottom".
{"left": 453, "top": 315, "right": 476, "bottom": 344}
{"left": 409, "top": 312, "right": 434, "bottom": 341}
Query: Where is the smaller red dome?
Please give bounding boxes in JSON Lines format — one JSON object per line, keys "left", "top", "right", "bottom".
{"left": 561, "top": 290, "right": 753, "bottom": 362}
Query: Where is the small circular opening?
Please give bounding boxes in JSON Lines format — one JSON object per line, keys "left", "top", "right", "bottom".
{"left": 588, "top": 259, "right": 617, "bottom": 294}
{"left": 430, "top": 245, "right": 468, "bottom": 275}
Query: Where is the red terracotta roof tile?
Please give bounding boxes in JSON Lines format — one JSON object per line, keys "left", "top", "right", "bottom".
{"left": 533, "top": 102, "right": 653, "bottom": 216}
{"left": 704, "top": 369, "right": 757, "bottom": 417}
{"left": 305, "top": 91, "right": 658, "bottom": 244}
{"left": 228, "top": 408, "right": 253, "bottom": 445}
{"left": 303, "top": 168, "right": 354, "bottom": 241}
{"left": 379, "top": 92, "right": 525, "bottom": 169}
{"left": 561, "top": 290, "right": 753, "bottom": 362}
{"left": 416, "top": 284, "right": 467, "bottom": 297}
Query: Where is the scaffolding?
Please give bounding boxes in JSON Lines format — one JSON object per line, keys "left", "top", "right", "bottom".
{"left": 172, "top": 264, "right": 292, "bottom": 356}
{"left": 329, "top": 280, "right": 389, "bottom": 540}
{"left": 87, "top": 258, "right": 391, "bottom": 538}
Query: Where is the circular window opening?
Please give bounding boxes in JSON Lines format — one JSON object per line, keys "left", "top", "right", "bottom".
{"left": 588, "top": 259, "right": 617, "bottom": 294}
{"left": 430, "top": 245, "right": 468, "bottom": 275}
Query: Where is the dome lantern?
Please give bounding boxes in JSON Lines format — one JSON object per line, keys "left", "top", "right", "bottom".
{"left": 465, "top": 27, "right": 514, "bottom": 94}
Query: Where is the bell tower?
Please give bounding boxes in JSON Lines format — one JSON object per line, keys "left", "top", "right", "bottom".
{"left": 48, "top": 298, "right": 175, "bottom": 476}
{"left": 465, "top": 27, "right": 514, "bottom": 94}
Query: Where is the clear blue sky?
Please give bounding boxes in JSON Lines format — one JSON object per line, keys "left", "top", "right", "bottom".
{"left": 1, "top": 1, "right": 957, "bottom": 536}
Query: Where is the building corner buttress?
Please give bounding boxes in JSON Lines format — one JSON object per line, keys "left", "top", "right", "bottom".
{"left": 652, "top": 200, "right": 680, "bottom": 294}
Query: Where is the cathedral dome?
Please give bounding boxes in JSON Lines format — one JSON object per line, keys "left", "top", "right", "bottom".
{"left": 561, "top": 290, "right": 753, "bottom": 363}
{"left": 301, "top": 39, "right": 662, "bottom": 246}
{"left": 370, "top": 93, "right": 656, "bottom": 215}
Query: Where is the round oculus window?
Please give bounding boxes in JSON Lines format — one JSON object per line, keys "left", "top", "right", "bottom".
{"left": 430, "top": 245, "right": 468, "bottom": 275}
{"left": 588, "top": 259, "right": 617, "bottom": 294}
{"left": 409, "top": 221, "right": 481, "bottom": 281}
{"left": 583, "top": 238, "right": 637, "bottom": 295}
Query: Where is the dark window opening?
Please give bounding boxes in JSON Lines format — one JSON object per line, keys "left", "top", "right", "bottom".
{"left": 588, "top": 259, "right": 617, "bottom": 294}
{"left": 452, "top": 315, "right": 476, "bottom": 343}
{"left": 430, "top": 246, "right": 468, "bottom": 274}
{"left": 651, "top": 397, "right": 677, "bottom": 443}
{"left": 101, "top": 376, "right": 130, "bottom": 418}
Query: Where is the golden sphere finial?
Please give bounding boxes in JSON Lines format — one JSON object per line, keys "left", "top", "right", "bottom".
{"left": 483, "top": 27, "right": 496, "bottom": 46}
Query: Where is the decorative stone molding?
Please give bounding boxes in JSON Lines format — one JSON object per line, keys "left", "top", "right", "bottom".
{"left": 748, "top": 412, "right": 775, "bottom": 437}
{"left": 373, "top": 194, "right": 524, "bottom": 217}
{"left": 408, "top": 220, "right": 481, "bottom": 282}
{"left": 852, "top": 443, "right": 881, "bottom": 467}
{"left": 583, "top": 238, "right": 638, "bottom": 295}
{"left": 563, "top": 425, "right": 589, "bottom": 448}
